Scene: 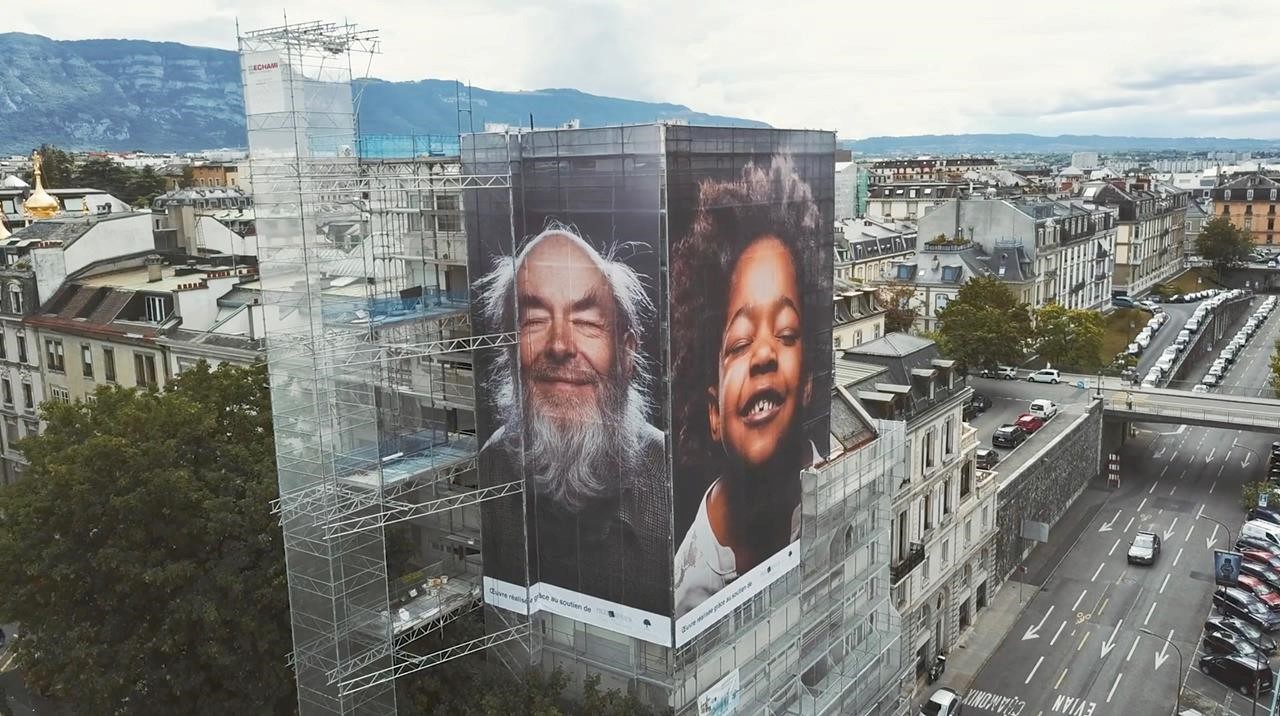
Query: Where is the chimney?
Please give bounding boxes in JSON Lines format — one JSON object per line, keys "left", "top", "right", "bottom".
{"left": 145, "top": 254, "right": 164, "bottom": 283}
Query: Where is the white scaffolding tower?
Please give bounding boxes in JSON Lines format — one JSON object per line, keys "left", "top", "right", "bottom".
{"left": 239, "top": 20, "right": 529, "bottom": 715}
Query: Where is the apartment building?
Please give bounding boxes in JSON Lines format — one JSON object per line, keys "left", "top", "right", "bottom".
{"left": 839, "top": 334, "right": 998, "bottom": 687}
{"left": 835, "top": 216, "right": 917, "bottom": 284}
{"left": 833, "top": 278, "right": 886, "bottom": 351}
{"left": 866, "top": 183, "right": 965, "bottom": 221}
{"left": 1210, "top": 173, "right": 1280, "bottom": 247}
{"left": 1084, "top": 180, "right": 1188, "bottom": 296}
{"left": 867, "top": 158, "right": 998, "bottom": 184}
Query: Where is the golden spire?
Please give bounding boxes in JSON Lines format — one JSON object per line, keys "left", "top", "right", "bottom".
{"left": 22, "top": 150, "right": 61, "bottom": 220}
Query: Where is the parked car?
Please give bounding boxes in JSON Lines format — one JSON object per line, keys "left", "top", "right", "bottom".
{"left": 1014, "top": 413, "right": 1045, "bottom": 434}
{"left": 1199, "top": 654, "right": 1274, "bottom": 696}
{"left": 1127, "top": 531, "right": 1161, "bottom": 565}
{"left": 992, "top": 425, "right": 1028, "bottom": 449}
{"left": 1207, "top": 615, "right": 1279, "bottom": 654}
{"left": 979, "top": 366, "right": 1019, "bottom": 380}
{"left": 1250, "top": 506, "right": 1280, "bottom": 526}
{"left": 975, "top": 448, "right": 1000, "bottom": 470}
{"left": 1240, "top": 561, "right": 1280, "bottom": 592}
{"left": 920, "top": 687, "right": 962, "bottom": 716}
{"left": 1205, "top": 627, "right": 1268, "bottom": 657}
{"left": 1215, "top": 587, "right": 1280, "bottom": 631}
{"left": 1027, "top": 368, "right": 1061, "bottom": 384}
{"left": 1112, "top": 295, "right": 1137, "bottom": 309}
{"left": 1192, "top": 384, "right": 1210, "bottom": 393}
{"left": 1237, "top": 575, "right": 1280, "bottom": 611}
{"left": 1028, "top": 399, "right": 1058, "bottom": 420}
{"left": 1237, "top": 536, "right": 1280, "bottom": 556}
{"left": 1241, "top": 549, "right": 1280, "bottom": 571}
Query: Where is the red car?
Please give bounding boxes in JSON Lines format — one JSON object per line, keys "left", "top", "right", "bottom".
{"left": 1242, "top": 549, "right": 1280, "bottom": 571}
{"left": 1238, "top": 574, "right": 1280, "bottom": 611}
{"left": 1015, "top": 413, "right": 1045, "bottom": 434}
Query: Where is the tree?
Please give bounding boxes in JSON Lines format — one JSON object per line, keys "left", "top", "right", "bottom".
{"left": 1270, "top": 338, "right": 1280, "bottom": 399}
{"left": 1242, "top": 481, "right": 1280, "bottom": 513}
{"left": 875, "top": 282, "right": 919, "bottom": 333}
{"left": 20, "top": 144, "right": 75, "bottom": 190}
{"left": 1197, "top": 216, "right": 1253, "bottom": 277}
{"left": 1033, "top": 303, "right": 1104, "bottom": 373}
{"left": 0, "top": 363, "right": 294, "bottom": 715}
{"left": 934, "top": 276, "right": 1033, "bottom": 371}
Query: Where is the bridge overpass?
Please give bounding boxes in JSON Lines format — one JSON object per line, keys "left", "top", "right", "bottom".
{"left": 1057, "top": 371, "right": 1280, "bottom": 433}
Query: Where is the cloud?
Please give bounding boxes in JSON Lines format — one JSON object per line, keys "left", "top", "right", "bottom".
{"left": 11, "top": 0, "right": 1280, "bottom": 139}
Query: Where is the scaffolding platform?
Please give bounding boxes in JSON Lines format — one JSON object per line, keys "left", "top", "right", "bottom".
{"left": 336, "top": 434, "right": 478, "bottom": 491}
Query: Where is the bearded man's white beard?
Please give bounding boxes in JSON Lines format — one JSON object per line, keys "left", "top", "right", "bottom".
{"left": 521, "top": 376, "right": 628, "bottom": 512}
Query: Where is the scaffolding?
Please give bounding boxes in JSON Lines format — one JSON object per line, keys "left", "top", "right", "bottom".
{"left": 240, "top": 19, "right": 527, "bottom": 716}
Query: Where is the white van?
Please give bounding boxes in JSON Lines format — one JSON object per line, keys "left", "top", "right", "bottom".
{"left": 1242, "top": 520, "right": 1280, "bottom": 549}
{"left": 1186, "top": 318, "right": 1201, "bottom": 332}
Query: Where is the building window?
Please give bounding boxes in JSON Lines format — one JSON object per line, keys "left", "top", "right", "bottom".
{"left": 45, "top": 339, "right": 64, "bottom": 373}
{"left": 0, "top": 330, "right": 6, "bottom": 361}
{"left": 923, "top": 494, "right": 933, "bottom": 530}
{"left": 104, "top": 347, "right": 116, "bottom": 382}
{"left": 942, "top": 539, "right": 950, "bottom": 566}
{"left": 7, "top": 286, "right": 21, "bottom": 315}
{"left": 81, "top": 345, "right": 93, "bottom": 379}
{"left": 21, "top": 381, "right": 33, "bottom": 411}
{"left": 944, "top": 417, "right": 955, "bottom": 455}
{"left": 144, "top": 295, "right": 169, "bottom": 323}
{"left": 49, "top": 386, "right": 69, "bottom": 404}
{"left": 961, "top": 462, "right": 973, "bottom": 497}
{"left": 943, "top": 479, "right": 952, "bottom": 515}
{"left": 925, "top": 429, "right": 936, "bottom": 470}
{"left": 1225, "top": 190, "right": 1232, "bottom": 200}
{"left": 1248, "top": 189, "right": 1255, "bottom": 201}
{"left": 16, "top": 336, "right": 26, "bottom": 365}
{"left": 0, "top": 379, "right": 10, "bottom": 406}
{"left": 3, "top": 417, "right": 16, "bottom": 452}
{"left": 134, "top": 352, "right": 158, "bottom": 388}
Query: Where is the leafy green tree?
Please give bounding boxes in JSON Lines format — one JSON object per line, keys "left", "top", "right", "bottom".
{"left": 0, "top": 363, "right": 294, "bottom": 715}
{"left": 1197, "top": 216, "right": 1253, "bottom": 277}
{"left": 128, "top": 165, "right": 167, "bottom": 207}
{"left": 875, "top": 282, "right": 919, "bottom": 334}
{"left": 1034, "top": 303, "right": 1104, "bottom": 373}
{"left": 1242, "top": 481, "right": 1280, "bottom": 513}
{"left": 935, "top": 276, "right": 1033, "bottom": 371}
{"left": 20, "top": 144, "right": 75, "bottom": 190}
{"left": 1271, "top": 338, "right": 1280, "bottom": 399}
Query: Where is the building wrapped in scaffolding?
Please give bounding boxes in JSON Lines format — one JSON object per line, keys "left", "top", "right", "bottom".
{"left": 241, "top": 18, "right": 908, "bottom": 716}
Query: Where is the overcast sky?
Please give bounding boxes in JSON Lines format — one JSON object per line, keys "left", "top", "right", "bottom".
{"left": 13, "top": 0, "right": 1280, "bottom": 139}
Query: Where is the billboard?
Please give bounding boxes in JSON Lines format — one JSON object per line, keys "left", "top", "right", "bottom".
{"left": 466, "top": 126, "right": 834, "bottom": 647}
{"left": 668, "top": 131, "right": 835, "bottom": 645}
{"left": 467, "top": 127, "right": 672, "bottom": 644}
{"left": 1215, "top": 549, "right": 1243, "bottom": 586}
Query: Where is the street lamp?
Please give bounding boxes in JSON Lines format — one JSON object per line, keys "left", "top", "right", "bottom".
{"left": 1198, "top": 511, "right": 1235, "bottom": 549}
{"left": 1138, "top": 627, "right": 1184, "bottom": 716}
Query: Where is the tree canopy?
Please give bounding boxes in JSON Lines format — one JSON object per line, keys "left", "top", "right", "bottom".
{"left": 0, "top": 362, "right": 295, "bottom": 715}
{"left": 1197, "top": 216, "right": 1253, "bottom": 276}
{"left": 20, "top": 144, "right": 167, "bottom": 208}
{"left": 934, "top": 276, "right": 1033, "bottom": 370}
{"left": 1033, "top": 303, "right": 1104, "bottom": 373}
{"left": 875, "top": 282, "right": 919, "bottom": 334}
{"left": 1270, "top": 338, "right": 1280, "bottom": 399}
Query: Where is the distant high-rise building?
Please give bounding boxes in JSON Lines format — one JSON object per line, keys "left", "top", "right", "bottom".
{"left": 1070, "top": 152, "right": 1099, "bottom": 170}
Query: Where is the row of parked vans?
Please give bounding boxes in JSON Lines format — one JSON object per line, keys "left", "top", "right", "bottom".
{"left": 1195, "top": 295, "right": 1275, "bottom": 392}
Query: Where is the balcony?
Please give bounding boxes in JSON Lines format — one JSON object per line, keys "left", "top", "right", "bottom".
{"left": 890, "top": 542, "right": 925, "bottom": 584}
{"left": 961, "top": 424, "right": 978, "bottom": 454}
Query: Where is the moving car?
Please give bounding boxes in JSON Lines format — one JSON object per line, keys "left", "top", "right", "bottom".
{"left": 1213, "top": 587, "right": 1280, "bottom": 631}
{"left": 1014, "top": 413, "right": 1045, "bottom": 434}
{"left": 920, "top": 687, "right": 963, "bottom": 716}
{"left": 1199, "top": 654, "right": 1274, "bottom": 696}
{"left": 1028, "top": 399, "right": 1058, "bottom": 419}
{"left": 1127, "top": 531, "right": 1161, "bottom": 565}
{"left": 992, "top": 425, "right": 1028, "bottom": 449}
{"left": 975, "top": 448, "right": 1000, "bottom": 470}
{"left": 1206, "top": 615, "right": 1279, "bottom": 654}
{"left": 1027, "top": 368, "right": 1061, "bottom": 384}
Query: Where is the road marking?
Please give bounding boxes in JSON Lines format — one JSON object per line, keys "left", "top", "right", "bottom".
{"left": 1173, "top": 547, "right": 1183, "bottom": 567}
{"left": 1160, "top": 464, "right": 1170, "bottom": 477}
{"left": 1170, "top": 483, "right": 1177, "bottom": 495}
{"left": 1127, "top": 633, "right": 1141, "bottom": 661}
{"left": 1023, "top": 605, "right": 1055, "bottom": 641}
{"left": 1206, "top": 524, "right": 1220, "bottom": 549}
{"left": 1093, "top": 562, "right": 1106, "bottom": 582}
{"left": 1205, "top": 447, "right": 1216, "bottom": 463}
{"left": 1163, "top": 518, "right": 1179, "bottom": 541}
{"left": 1051, "top": 620, "right": 1067, "bottom": 646}
{"left": 1106, "top": 672, "right": 1123, "bottom": 702}
{"left": 1026, "top": 655, "right": 1045, "bottom": 684}
{"left": 1055, "top": 667, "right": 1069, "bottom": 690}
{"left": 1210, "top": 480, "right": 1217, "bottom": 494}
{"left": 1110, "top": 538, "right": 1122, "bottom": 556}
{"left": 1099, "top": 597, "right": 1110, "bottom": 615}
{"left": 1137, "top": 497, "right": 1148, "bottom": 512}
{"left": 1149, "top": 481, "right": 1158, "bottom": 494}
{"left": 1218, "top": 463, "right": 1226, "bottom": 477}
{"left": 1172, "top": 450, "right": 1180, "bottom": 462}
{"left": 1100, "top": 619, "right": 1123, "bottom": 659}
{"left": 1124, "top": 516, "right": 1135, "bottom": 532}
{"left": 1186, "top": 523, "right": 1195, "bottom": 541}
{"left": 1078, "top": 631, "right": 1091, "bottom": 652}
{"left": 1144, "top": 601, "right": 1157, "bottom": 625}
{"left": 1154, "top": 628, "right": 1176, "bottom": 671}
{"left": 1073, "top": 589, "right": 1088, "bottom": 611}
{"left": 1160, "top": 573, "right": 1170, "bottom": 594}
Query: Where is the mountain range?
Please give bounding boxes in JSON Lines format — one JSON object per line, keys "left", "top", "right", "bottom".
{"left": 0, "top": 33, "right": 766, "bottom": 154}
{"left": 842, "top": 133, "right": 1280, "bottom": 155}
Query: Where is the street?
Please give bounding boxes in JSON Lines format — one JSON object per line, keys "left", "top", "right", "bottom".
{"left": 958, "top": 294, "right": 1280, "bottom": 716}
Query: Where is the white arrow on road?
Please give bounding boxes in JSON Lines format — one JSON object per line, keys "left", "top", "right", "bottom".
{"left": 1154, "top": 447, "right": 1166, "bottom": 459}
{"left": 1154, "top": 628, "right": 1175, "bottom": 671}
{"left": 1163, "top": 518, "right": 1179, "bottom": 542}
{"left": 1022, "top": 604, "right": 1055, "bottom": 641}
{"left": 1204, "top": 448, "right": 1216, "bottom": 463}
{"left": 1206, "top": 524, "right": 1220, "bottom": 550}
{"left": 1099, "top": 509, "right": 1122, "bottom": 533}
{"left": 1101, "top": 619, "right": 1124, "bottom": 660}
{"left": 1242, "top": 454, "right": 1252, "bottom": 468}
